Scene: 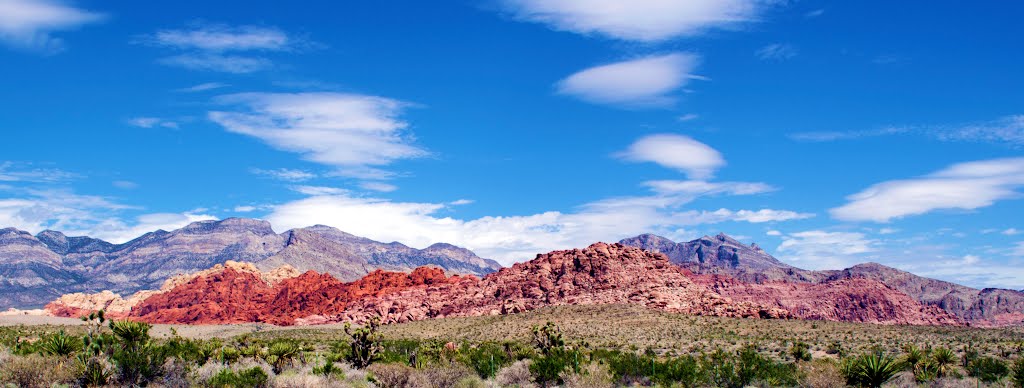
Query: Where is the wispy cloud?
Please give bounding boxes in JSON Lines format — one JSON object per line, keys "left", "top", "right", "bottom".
{"left": 359, "top": 181, "right": 398, "bottom": 192}
{"left": 0, "top": 0, "right": 103, "bottom": 52}
{"left": 0, "top": 161, "right": 77, "bottom": 182}
{"left": 804, "top": 9, "right": 825, "bottom": 18}
{"left": 210, "top": 92, "right": 428, "bottom": 182}
{"left": 557, "top": 53, "right": 701, "bottom": 107}
{"left": 143, "top": 24, "right": 305, "bottom": 73}
{"left": 176, "top": 82, "right": 229, "bottom": 93}
{"left": 500, "top": 0, "right": 769, "bottom": 42}
{"left": 755, "top": 43, "right": 797, "bottom": 61}
{"left": 617, "top": 134, "right": 724, "bottom": 179}
{"left": 831, "top": 157, "right": 1024, "bottom": 222}
{"left": 791, "top": 116, "right": 1024, "bottom": 146}
{"left": 251, "top": 168, "right": 316, "bottom": 182}
{"left": 127, "top": 117, "right": 178, "bottom": 129}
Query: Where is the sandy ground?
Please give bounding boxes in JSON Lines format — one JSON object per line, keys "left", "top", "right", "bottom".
{"left": 0, "top": 315, "right": 352, "bottom": 339}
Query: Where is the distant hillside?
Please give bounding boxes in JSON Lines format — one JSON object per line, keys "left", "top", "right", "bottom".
{"left": 0, "top": 218, "right": 501, "bottom": 309}
{"left": 619, "top": 233, "right": 1024, "bottom": 326}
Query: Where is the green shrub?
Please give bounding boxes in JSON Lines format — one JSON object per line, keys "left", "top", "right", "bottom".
{"left": 560, "top": 361, "right": 614, "bottom": 388}
{"left": 1012, "top": 357, "right": 1024, "bottom": 388}
{"left": 459, "top": 342, "right": 510, "bottom": 378}
{"left": 530, "top": 348, "right": 582, "bottom": 387}
{"left": 790, "top": 342, "right": 812, "bottom": 362}
{"left": 207, "top": 367, "right": 269, "bottom": 388}
{"left": 654, "top": 354, "right": 705, "bottom": 388}
{"left": 931, "top": 347, "right": 959, "bottom": 378}
{"left": 967, "top": 356, "right": 1009, "bottom": 383}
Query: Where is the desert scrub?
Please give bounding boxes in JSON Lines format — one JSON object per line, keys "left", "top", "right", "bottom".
{"left": 560, "top": 361, "right": 615, "bottom": 388}
{"left": 0, "top": 353, "right": 79, "bottom": 388}
{"left": 842, "top": 351, "right": 902, "bottom": 388}
{"left": 797, "top": 358, "right": 845, "bottom": 388}
{"left": 207, "top": 366, "right": 269, "bottom": 387}
{"left": 966, "top": 356, "right": 1009, "bottom": 383}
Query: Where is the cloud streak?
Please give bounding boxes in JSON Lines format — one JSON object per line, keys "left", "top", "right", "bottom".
{"left": 831, "top": 157, "right": 1024, "bottom": 222}
{"left": 617, "top": 134, "right": 725, "bottom": 179}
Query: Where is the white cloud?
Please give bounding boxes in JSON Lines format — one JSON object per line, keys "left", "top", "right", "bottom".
{"left": 151, "top": 25, "right": 290, "bottom": 51}
{"left": 449, "top": 199, "right": 474, "bottom": 206}
{"left": 755, "top": 43, "right": 797, "bottom": 61}
{"left": 804, "top": 9, "right": 825, "bottom": 18}
{"left": 0, "top": 0, "right": 103, "bottom": 51}
{"left": 766, "top": 230, "right": 781, "bottom": 236}
{"left": 617, "top": 134, "right": 724, "bottom": 179}
{"left": 678, "top": 113, "right": 699, "bottom": 122}
{"left": 831, "top": 157, "right": 1024, "bottom": 222}
{"left": 266, "top": 186, "right": 809, "bottom": 265}
{"left": 176, "top": 82, "right": 228, "bottom": 93}
{"left": 209, "top": 92, "right": 427, "bottom": 178}
{"left": 290, "top": 185, "right": 349, "bottom": 196}
{"left": 233, "top": 205, "right": 256, "bottom": 213}
{"left": 145, "top": 24, "right": 301, "bottom": 73}
{"left": 1003, "top": 228, "right": 1020, "bottom": 236}
{"left": 359, "top": 181, "right": 397, "bottom": 193}
{"left": 878, "top": 227, "right": 899, "bottom": 235}
{"left": 557, "top": 53, "right": 701, "bottom": 107}
{"left": 500, "top": 0, "right": 766, "bottom": 42}
{"left": 127, "top": 117, "right": 178, "bottom": 129}
{"left": 251, "top": 168, "right": 316, "bottom": 182}
{"left": 776, "top": 230, "right": 877, "bottom": 269}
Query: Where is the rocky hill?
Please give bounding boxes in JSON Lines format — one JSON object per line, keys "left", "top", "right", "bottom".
{"left": 620, "top": 233, "right": 1024, "bottom": 326}
{"left": 0, "top": 218, "right": 501, "bottom": 309}
{"left": 48, "top": 242, "right": 963, "bottom": 327}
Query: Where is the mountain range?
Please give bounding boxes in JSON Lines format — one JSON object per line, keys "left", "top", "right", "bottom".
{"left": 0, "top": 218, "right": 500, "bottom": 309}
{"left": 4, "top": 218, "right": 1024, "bottom": 327}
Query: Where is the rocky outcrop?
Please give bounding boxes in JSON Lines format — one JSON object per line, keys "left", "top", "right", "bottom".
{"left": 0, "top": 218, "right": 501, "bottom": 309}
{"left": 692, "top": 274, "right": 963, "bottom": 326}
{"left": 621, "top": 233, "right": 1024, "bottom": 326}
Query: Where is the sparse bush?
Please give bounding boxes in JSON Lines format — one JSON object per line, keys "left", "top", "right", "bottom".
{"left": 560, "top": 361, "right": 614, "bottom": 388}
{"left": 460, "top": 342, "right": 510, "bottom": 379}
{"left": 0, "top": 353, "right": 78, "bottom": 388}
{"left": 495, "top": 359, "right": 536, "bottom": 388}
{"left": 790, "top": 341, "right": 813, "bottom": 362}
{"left": 967, "top": 356, "right": 1009, "bottom": 383}
{"left": 798, "top": 358, "right": 844, "bottom": 388}
{"left": 368, "top": 362, "right": 416, "bottom": 387}
{"left": 422, "top": 364, "right": 473, "bottom": 388}
{"left": 531, "top": 322, "right": 564, "bottom": 356}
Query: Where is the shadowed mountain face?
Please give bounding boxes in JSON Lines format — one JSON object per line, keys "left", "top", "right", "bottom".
{"left": 619, "top": 233, "right": 1024, "bottom": 326}
{"left": 0, "top": 218, "right": 501, "bottom": 309}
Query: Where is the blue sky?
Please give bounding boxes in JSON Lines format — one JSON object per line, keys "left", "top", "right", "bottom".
{"left": 1, "top": 0, "right": 1023, "bottom": 289}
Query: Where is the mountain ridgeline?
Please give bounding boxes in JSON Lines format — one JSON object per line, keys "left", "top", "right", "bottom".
{"left": 0, "top": 218, "right": 501, "bottom": 309}
{"left": 618, "top": 233, "right": 1024, "bottom": 326}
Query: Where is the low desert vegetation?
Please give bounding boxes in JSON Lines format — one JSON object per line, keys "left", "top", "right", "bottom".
{"left": 0, "top": 305, "right": 1022, "bottom": 387}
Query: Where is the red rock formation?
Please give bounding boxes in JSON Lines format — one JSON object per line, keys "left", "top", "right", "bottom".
{"left": 48, "top": 242, "right": 967, "bottom": 327}
{"left": 692, "top": 274, "right": 963, "bottom": 326}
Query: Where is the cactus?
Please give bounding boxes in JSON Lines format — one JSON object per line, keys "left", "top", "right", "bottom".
{"left": 344, "top": 316, "right": 383, "bottom": 369}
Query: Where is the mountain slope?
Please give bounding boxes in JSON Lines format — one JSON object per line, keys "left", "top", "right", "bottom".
{"left": 0, "top": 218, "right": 500, "bottom": 309}
{"left": 620, "top": 233, "right": 1024, "bottom": 326}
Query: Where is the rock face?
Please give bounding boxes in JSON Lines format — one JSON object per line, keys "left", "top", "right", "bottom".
{"left": 691, "top": 274, "right": 962, "bottom": 326}
{"left": 0, "top": 218, "right": 501, "bottom": 309}
{"left": 620, "top": 234, "right": 1024, "bottom": 326}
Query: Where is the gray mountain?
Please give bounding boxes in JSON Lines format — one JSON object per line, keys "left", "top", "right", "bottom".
{"left": 0, "top": 218, "right": 501, "bottom": 309}
{"left": 619, "top": 233, "right": 1024, "bottom": 325}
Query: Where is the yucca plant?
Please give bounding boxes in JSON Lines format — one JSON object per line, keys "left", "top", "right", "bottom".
{"left": 913, "top": 360, "right": 938, "bottom": 383}
{"left": 931, "top": 347, "right": 959, "bottom": 378}
{"left": 844, "top": 351, "right": 902, "bottom": 388}
{"left": 41, "top": 330, "right": 80, "bottom": 357}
